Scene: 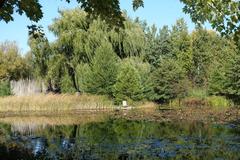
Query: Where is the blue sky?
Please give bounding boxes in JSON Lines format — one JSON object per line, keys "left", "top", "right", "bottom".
{"left": 0, "top": 0, "right": 204, "bottom": 54}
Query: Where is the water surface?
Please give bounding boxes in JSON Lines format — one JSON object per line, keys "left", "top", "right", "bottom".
{"left": 0, "top": 115, "right": 239, "bottom": 160}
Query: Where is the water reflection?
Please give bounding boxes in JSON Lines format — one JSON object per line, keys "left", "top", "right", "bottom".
{"left": 0, "top": 116, "right": 239, "bottom": 160}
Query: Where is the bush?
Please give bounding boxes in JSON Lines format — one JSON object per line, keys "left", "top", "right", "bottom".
{"left": 207, "top": 96, "right": 232, "bottom": 109}
{"left": 0, "top": 81, "right": 11, "bottom": 96}
{"left": 171, "top": 96, "right": 231, "bottom": 109}
{"left": 113, "top": 61, "right": 143, "bottom": 104}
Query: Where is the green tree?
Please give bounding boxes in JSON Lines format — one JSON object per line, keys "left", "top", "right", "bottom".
{"left": 0, "top": 0, "right": 142, "bottom": 25}
{"left": 208, "top": 37, "right": 237, "bottom": 96}
{"left": 113, "top": 61, "right": 143, "bottom": 104}
{"left": 110, "top": 16, "right": 146, "bottom": 58}
{"left": 208, "top": 66, "right": 227, "bottom": 96}
{"left": 0, "top": 41, "right": 29, "bottom": 81}
{"left": 191, "top": 27, "right": 212, "bottom": 86}
{"left": 60, "top": 70, "right": 76, "bottom": 93}
{"left": 171, "top": 18, "right": 192, "bottom": 76}
{"left": 83, "top": 42, "right": 119, "bottom": 96}
{"left": 49, "top": 9, "right": 146, "bottom": 92}
{"left": 225, "top": 55, "right": 240, "bottom": 102}
{"left": 181, "top": 0, "right": 240, "bottom": 41}
{"left": 145, "top": 25, "right": 172, "bottom": 67}
{"left": 28, "top": 34, "right": 54, "bottom": 91}
{"left": 28, "top": 36, "right": 51, "bottom": 79}
{"left": 150, "top": 58, "right": 185, "bottom": 103}
{"left": 122, "top": 57, "right": 152, "bottom": 100}
{"left": 49, "top": 9, "right": 89, "bottom": 92}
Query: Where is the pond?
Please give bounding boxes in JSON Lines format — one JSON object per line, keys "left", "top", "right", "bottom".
{"left": 0, "top": 115, "right": 239, "bottom": 160}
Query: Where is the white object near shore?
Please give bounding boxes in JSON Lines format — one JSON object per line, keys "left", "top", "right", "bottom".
{"left": 122, "top": 101, "right": 128, "bottom": 107}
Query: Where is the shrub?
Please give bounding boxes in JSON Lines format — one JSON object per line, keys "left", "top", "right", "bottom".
{"left": 0, "top": 80, "right": 11, "bottom": 96}
{"left": 207, "top": 96, "right": 232, "bottom": 109}
{"left": 171, "top": 96, "right": 231, "bottom": 109}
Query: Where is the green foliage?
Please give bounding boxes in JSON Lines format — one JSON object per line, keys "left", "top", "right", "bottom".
{"left": 144, "top": 25, "right": 172, "bottom": 67}
{"left": 0, "top": 41, "right": 30, "bottom": 81}
{"left": 181, "top": 0, "right": 240, "bottom": 41}
{"left": 60, "top": 72, "right": 76, "bottom": 93}
{"left": 187, "top": 88, "right": 207, "bottom": 99}
{"left": 0, "top": 0, "right": 43, "bottom": 23}
{"left": 207, "top": 96, "right": 232, "bottom": 109}
{"left": 3, "top": 0, "right": 240, "bottom": 42}
{"left": 48, "top": 9, "right": 145, "bottom": 93}
{"left": 208, "top": 67, "right": 227, "bottom": 96}
{"left": 191, "top": 27, "right": 212, "bottom": 86}
{"left": 225, "top": 55, "right": 240, "bottom": 102}
{"left": 28, "top": 36, "right": 52, "bottom": 80}
{"left": 113, "top": 61, "right": 143, "bottom": 104}
{"left": 82, "top": 42, "right": 119, "bottom": 96}
{"left": 2, "top": 7, "right": 239, "bottom": 108}
{"left": 0, "top": 81, "right": 11, "bottom": 96}
{"left": 171, "top": 19, "right": 192, "bottom": 75}
{"left": 151, "top": 58, "right": 185, "bottom": 102}
{"left": 76, "top": 63, "right": 91, "bottom": 93}
{"left": 120, "top": 57, "right": 153, "bottom": 100}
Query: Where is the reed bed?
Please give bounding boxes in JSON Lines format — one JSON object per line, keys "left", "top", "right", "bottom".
{"left": 0, "top": 94, "right": 115, "bottom": 113}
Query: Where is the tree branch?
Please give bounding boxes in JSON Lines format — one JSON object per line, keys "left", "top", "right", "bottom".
{"left": 0, "top": 0, "right": 6, "bottom": 9}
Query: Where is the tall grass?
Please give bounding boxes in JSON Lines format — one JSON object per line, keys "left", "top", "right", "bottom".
{"left": 171, "top": 88, "right": 232, "bottom": 109}
{"left": 0, "top": 94, "right": 114, "bottom": 113}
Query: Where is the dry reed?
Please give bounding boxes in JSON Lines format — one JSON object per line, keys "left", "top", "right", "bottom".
{"left": 0, "top": 94, "right": 114, "bottom": 113}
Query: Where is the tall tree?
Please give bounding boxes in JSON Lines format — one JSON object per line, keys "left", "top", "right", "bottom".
{"left": 171, "top": 18, "right": 192, "bottom": 77}
{"left": 49, "top": 9, "right": 89, "bottom": 92}
{"left": 150, "top": 58, "right": 185, "bottom": 103}
{"left": 83, "top": 42, "right": 119, "bottom": 96}
{"left": 0, "top": 41, "right": 29, "bottom": 80}
{"left": 145, "top": 25, "right": 172, "bottom": 67}
{"left": 113, "top": 60, "right": 143, "bottom": 103}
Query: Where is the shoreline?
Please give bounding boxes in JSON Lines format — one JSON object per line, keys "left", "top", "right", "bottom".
{"left": 0, "top": 106, "right": 239, "bottom": 125}
{"left": 114, "top": 107, "right": 240, "bottom": 124}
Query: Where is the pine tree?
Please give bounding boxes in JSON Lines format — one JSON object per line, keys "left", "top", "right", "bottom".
{"left": 85, "top": 42, "right": 119, "bottom": 96}
{"left": 225, "top": 55, "right": 240, "bottom": 102}
{"left": 151, "top": 58, "right": 185, "bottom": 103}
{"left": 113, "top": 61, "right": 143, "bottom": 104}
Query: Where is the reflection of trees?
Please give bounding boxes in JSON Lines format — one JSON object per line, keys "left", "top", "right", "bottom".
{"left": 0, "top": 120, "right": 239, "bottom": 159}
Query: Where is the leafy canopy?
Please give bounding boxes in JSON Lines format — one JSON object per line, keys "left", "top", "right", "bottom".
{"left": 2, "top": 0, "right": 240, "bottom": 39}
{"left": 0, "top": 0, "right": 142, "bottom": 25}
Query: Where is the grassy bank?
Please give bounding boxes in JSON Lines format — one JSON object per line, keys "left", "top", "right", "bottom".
{"left": 0, "top": 94, "right": 114, "bottom": 113}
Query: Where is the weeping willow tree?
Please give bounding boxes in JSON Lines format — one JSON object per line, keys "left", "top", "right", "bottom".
{"left": 47, "top": 8, "right": 146, "bottom": 93}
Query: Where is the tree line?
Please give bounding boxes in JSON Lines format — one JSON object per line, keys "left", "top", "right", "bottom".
{"left": 1, "top": 9, "right": 240, "bottom": 105}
